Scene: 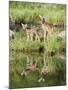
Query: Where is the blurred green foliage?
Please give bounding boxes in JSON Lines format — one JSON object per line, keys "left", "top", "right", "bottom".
{"left": 9, "top": 1, "right": 66, "bottom": 24}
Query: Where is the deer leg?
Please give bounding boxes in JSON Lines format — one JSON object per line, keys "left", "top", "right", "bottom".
{"left": 35, "top": 32, "right": 40, "bottom": 42}
{"left": 37, "top": 34, "right": 40, "bottom": 42}
{"left": 35, "top": 34, "right": 38, "bottom": 40}
{"left": 44, "top": 32, "right": 46, "bottom": 42}
{"left": 30, "top": 33, "right": 33, "bottom": 41}
{"left": 34, "top": 32, "right": 37, "bottom": 41}
{"left": 26, "top": 55, "right": 30, "bottom": 64}
{"left": 43, "top": 52, "right": 46, "bottom": 65}
{"left": 46, "top": 31, "right": 48, "bottom": 40}
{"left": 27, "top": 33, "right": 29, "bottom": 41}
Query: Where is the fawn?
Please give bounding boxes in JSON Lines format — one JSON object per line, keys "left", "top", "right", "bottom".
{"left": 21, "top": 23, "right": 40, "bottom": 41}
{"left": 26, "top": 55, "right": 38, "bottom": 71}
{"left": 39, "top": 15, "right": 53, "bottom": 42}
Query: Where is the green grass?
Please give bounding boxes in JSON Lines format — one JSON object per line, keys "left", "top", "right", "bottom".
{"left": 9, "top": 1, "right": 66, "bottom": 24}
{"left": 9, "top": 1, "right": 66, "bottom": 53}
{"left": 10, "top": 30, "right": 65, "bottom": 54}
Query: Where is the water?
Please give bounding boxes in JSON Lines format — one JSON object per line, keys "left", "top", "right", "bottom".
{"left": 9, "top": 51, "right": 66, "bottom": 89}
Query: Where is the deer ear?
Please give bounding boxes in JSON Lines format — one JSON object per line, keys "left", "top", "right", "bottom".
{"left": 43, "top": 16, "right": 46, "bottom": 21}
{"left": 21, "top": 23, "right": 24, "bottom": 26}
{"left": 25, "top": 24, "right": 27, "bottom": 27}
{"left": 39, "top": 15, "right": 42, "bottom": 18}
{"left": 43, "top": 16, "right": 45, "bottom": 19}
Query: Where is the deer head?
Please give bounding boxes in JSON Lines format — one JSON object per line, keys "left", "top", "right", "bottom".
{"left": 39, "top": 15, "right": 45, "bottom": 24}
{"left": 21, "top": 23, "right": 27, "bottom": 30}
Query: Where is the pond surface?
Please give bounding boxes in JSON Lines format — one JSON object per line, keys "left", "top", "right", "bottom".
{"left": 9, "top": 51, "right": 66, "bottom": 89}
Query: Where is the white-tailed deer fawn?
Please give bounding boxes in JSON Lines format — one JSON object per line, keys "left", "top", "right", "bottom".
{"left": 39, "top": 15, "right": 53, "bottom": 42}
{"left": 26, "top": 55, "right": 38, "bottom": 71}
{"left": 21, "top": 23, "right": 40, "bottom": 41}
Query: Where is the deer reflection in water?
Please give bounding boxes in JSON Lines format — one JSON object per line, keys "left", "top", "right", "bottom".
{"left": 26, "top": 56, "right": 38, "bottom": 71}
{"left": 20, "top": 52, "right": 49, "bottom": 83}
{"left": 38, "top": 65, "right": 49, "bottom": 82}
{"left": 38, "top": 53, "right": 49, "bottom": 82}
{"left": 21, "top": 68, "right": 27, "bottom": 76}
{"left": 20, "top": 55, "right": 38, "bottom": 77}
